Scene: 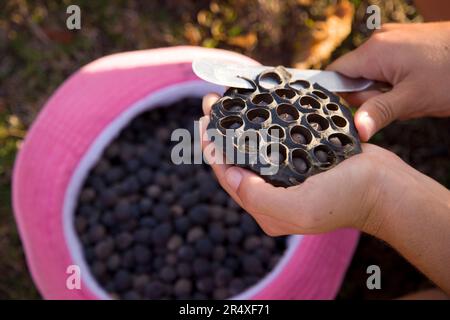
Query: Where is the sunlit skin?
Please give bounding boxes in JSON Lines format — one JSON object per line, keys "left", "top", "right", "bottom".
{"left": 199, "top": 22, "right": 450, "bottom": 295}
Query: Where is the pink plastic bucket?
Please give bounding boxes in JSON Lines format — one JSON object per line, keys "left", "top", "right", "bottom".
{"left": 12, "top": 46, "right": 359, "bottom": 300}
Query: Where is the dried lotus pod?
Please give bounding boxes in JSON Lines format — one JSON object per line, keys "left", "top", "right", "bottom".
{"left": 207, "top": 66, "right": 362, "bottom": 187}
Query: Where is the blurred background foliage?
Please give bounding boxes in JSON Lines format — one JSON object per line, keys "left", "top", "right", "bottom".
{"left": 0, "top": 0, "right": 447, "bottom": 299}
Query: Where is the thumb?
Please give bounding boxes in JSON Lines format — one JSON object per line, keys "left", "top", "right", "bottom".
{"left": 224, "top": 166, "right": 296, "bottom": 217}
{"left": 355, "top": 86, "right": 412, "bottom": 141}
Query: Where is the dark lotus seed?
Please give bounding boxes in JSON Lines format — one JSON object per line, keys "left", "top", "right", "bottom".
{"left": 123, "top": 291, "right": 140, "bottom": 300}
{"left": 209, "top": 206, "right": 225, "bottom": 220}
{"left": 179, "top": 191, "right": 200, "bottom": 208}
{"left": 212, "top": 246, "right": 227, "bottom": 262}
{"left": 134, "top": 228, "right": 152, "bottom": 245}
{"left": 144, "top": 281, "right": 165, "bottom": 299}
{"left": 174, "top": 216, "right": 191, "bottom": 234}
{"left": 174, "top": 279, "right": 192, "bottom": 297}
{"left": 139, "top": 198, "right": 153, "bottom": 214}
{"left": 133, "top": 245, "right": 151, "bottom": 264}
{"left": 114, "top": 270, "right": 132, "bottom": 292}
{"left": 152, "top": 256, "right": 165, "bottom": 270}
{"left": 146, "top": 185, "right": 162, "bottom": 198}
{"left": 225, "top": 211, "right": 240, "bottom": 225}
{"left": 160, "top": 266, "right": 177, "bottom": 283}
{"left": 165, "top": 253, "right": 177, "bottom": 266}
{"left": 224, "top": 256, "right": 239, "bottom": 271}
{"left": 75, "top": 216, "right": 88, "bottom": 234}
{"left": 137, "top": 168, "right": 153, "bottom": 185}
{"left": 310, "top": 122, "right": 322, "bottom": 131}
{"left": 213, "top": 288, "right": 229, "bottom": 299}
{"left": 209, "top": 223, "right": 226, "bottom": 244}
{"left": 114, "top": 200, "right": 132, "bottom": 221}
{"left": 279, "top": 113, "right": 293, "bottom": 122}
{"left": 80, "top": 188, "right": 96, "bottom": 203}
{"left": 195, "top": 237, "right": 214, "bottom": 257}
{"left": 100, "top": 211, "right": 115, "bottom": 227}
{"left": 177, "top": 263, "right": 192, "bottom": 278}
{"left": 243, "top": 255, "right": 264, "bottom": 275}
{"left": 196, "top": 277, "right": 214, "bottom": 294}
{"left": 167, "top": 235, "right": 183, "bottom": 251}
{"left": 292, "top": 132, "right": 307, "bottom": 144}
{"left": 187, "top": 227, "right": 205, "bottom": 243}
{"left": 293, "top": 157, "right": 308, "bottom": 173}
{"left": 214, "top": 268, "right": 233, "bottom": 287}
{"left": 153, "top": 203, "right": 170, "bottom": 221}
{"left": 115, "top": 232, "right": 133, "bottom": 250}
{"left": 227, "top": 227, "right": 243, "bottom": 244}
{"left": 151, "top": 223, "right": 172, "bottom": 244}
{"left": 229, "top": 278, "right": 245, "bottom": 295}
{"left": 177, "top": 245, "right": 195, "bottom": 261}
{"left": 88, "top": 225, "right": 106, "bottom": 243}
{"left": 106, "top": 254, "right": 121, "bottom": 271}
{"left": 240, "top": 215, "right": 258, "bottom": 234}
{"left": 193, "top": 258, "right": 211, "bottom": 276}
{"left": 133, "top": 274, "right": 149, "bottom": 292}
{"left": 243, "top": 236, "right": 262, "bottom": 251}
{"left": 315, "top": 149, "right": 329, "bottom": 163}
{"left": 188, "top": 205, "right": 209, "bottom": 224}
{"left": 91, "top": 261, "right": 106, "bottom": 278}
{"left": 329, "top": 136, "right": 342, "bottom": 147}
{"left": 140, "top": 216, "right": 157, "bottom": 228}
{"left": 170, "top": 205, "right": 184, "bottom": 217}
{"left": 251, "top": 116, "right": 265, "bottom": 124}
{"left": 94, "top": 238, "right": 114, "bottom": 260}
{"left": 121, "top": 250, "right": 135, "bottom": 268}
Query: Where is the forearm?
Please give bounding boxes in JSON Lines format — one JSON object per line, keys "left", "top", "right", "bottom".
{"left": 364, "top": 165, "right": 450, "bottom": 294}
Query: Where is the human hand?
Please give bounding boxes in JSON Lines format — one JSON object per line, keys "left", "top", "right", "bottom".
{"left": 199, "top": 94, "right": 415, "bottom": 237}
{"left": 327, "top": 22, "right": 450, "bottom": 141}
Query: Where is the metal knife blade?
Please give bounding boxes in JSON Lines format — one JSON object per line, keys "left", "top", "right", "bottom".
{"left": 192, "top": 58, "right": 374, "bottom": 93}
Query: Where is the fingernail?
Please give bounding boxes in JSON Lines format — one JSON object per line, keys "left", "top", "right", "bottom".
{"left": 225, "top": 167, "right": 242, "bottom": 191}
{"left": 358, "top": 111, "right": 376, "bottom": 140}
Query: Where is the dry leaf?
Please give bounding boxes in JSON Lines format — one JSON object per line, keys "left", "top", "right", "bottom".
{"left": 227, "top": 32, "right": 257, "bottom": 50}
{"left": 294, "top": 0, "right": 354, "bottom": 69}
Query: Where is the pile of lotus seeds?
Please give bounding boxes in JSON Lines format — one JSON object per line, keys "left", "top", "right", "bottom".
{"left": 74, "top": 98, "right": 286, "bottom": 299}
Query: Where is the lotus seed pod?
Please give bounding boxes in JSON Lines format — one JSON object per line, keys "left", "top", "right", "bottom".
{"left": 208, "top": 66, "right": 362, "bottom": 187}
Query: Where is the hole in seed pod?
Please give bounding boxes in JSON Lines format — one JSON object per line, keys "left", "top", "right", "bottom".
{"left": 275, "top": 89, "right": 296, "bottom": 100}
{"left": 312, "top": 90, "right": 328, "bottom": 100}
{"left": 259, "top": 71, "right": 282, "bottom": 90}
{"left": 289, "top": 125, "right": 312, "bottom": 145}
{"left": 313, "top": 145, "right": 335, "bottom": 165}
{"left": 299, "top": 96, "right": 321, "bottom": 109}
{"left": 289, "top": 79, "right": 311, "bottom": 91}
{"left": 326, "top": 103, "right": 339, "bottom": 111}
{"left": 307, "top": 114, "right": 329, "bottom": 131}
{"left": 219, "top": 115, "right": 243, "bottom": 130}
{"left": 328, "top": 133, "right": 353, "bottom": 148}
{"left": 331, "top": 115, "right": 347, "bottom": 127}
{"left": 291, "top": 149, "right": 310, "bottom": 174}
{"left": 236, "top": 87, "right": 255, "bottom": 95}
{"left": 252, "top": 93, "right": 274, "bottom": 106}
{"left": 246, "top": 108, "right": 270, "bottom": 124}
{"left": 267, "top": 124, "right": 285, "bottom": 140}
{"left": 222, "top": 98, "right": 245, "bottom": 112}
{"left": 237, "top": 130, "right": 261, "bottom": 153}
{"left": 266, "top": 143, "right": 287, "bottom": 165}
{"left": 276, "top": 104, "right": 299, "bottom": 122}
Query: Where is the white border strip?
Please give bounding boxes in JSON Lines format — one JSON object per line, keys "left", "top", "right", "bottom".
{"left": 63, "top": 80, "right": 303, "bottom": 300}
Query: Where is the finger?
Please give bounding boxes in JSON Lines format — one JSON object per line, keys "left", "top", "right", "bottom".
{"left": 198, "top": 115, "right": 245, "bottom": 208}
{"left": 354, "top": 84, "right": 415, "bottom": 141}
{"left": 340, "top": 90, "right": 383, "bottom": 107}
{"left": 202, "top": 93, "right": 220, "bottom": 116}
{"left": 326, "top": 38, "right": 387, "bottom": 82}
{"left": 224, "top": 166, "right": 299, "bottom": 219}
